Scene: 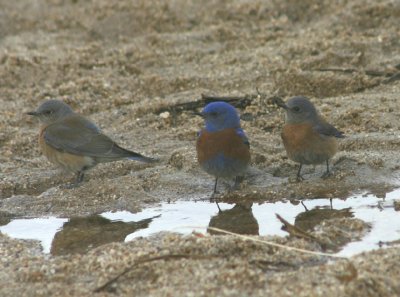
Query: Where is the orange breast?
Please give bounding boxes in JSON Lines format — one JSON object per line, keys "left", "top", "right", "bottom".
{"left": 39, "top": 125, "right": 95, "bottom": 173}
{"left": 281, "top": 123, "right": 338, "bottom": 164}
{"left": 196, "top": 128, "right": 250, "bottom": 164}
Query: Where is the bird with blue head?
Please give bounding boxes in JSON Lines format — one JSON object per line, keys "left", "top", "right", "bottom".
{"left": 196, "top": 101, "right": 251, "bottom": 194}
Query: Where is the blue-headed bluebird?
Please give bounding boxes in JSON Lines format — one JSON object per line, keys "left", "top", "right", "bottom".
{"left": 275, "top": 96, "right": 344, "bottom": 180}
{"left": 27, "top": 99, "right": 155, "bottom": 187}
{"left": 196, "top": 101, "right": 250, "bottom": 194}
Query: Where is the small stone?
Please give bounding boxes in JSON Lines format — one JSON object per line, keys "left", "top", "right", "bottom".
{"left": 159, "top": 111, "right": 170, "bottom": 119}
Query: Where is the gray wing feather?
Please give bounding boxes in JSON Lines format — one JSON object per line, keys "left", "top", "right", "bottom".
{"left": 314, "top": 122, "right": 345, "bottom": 138}
{"left": 44, "top": 115, "right": 132, "bottom": 159}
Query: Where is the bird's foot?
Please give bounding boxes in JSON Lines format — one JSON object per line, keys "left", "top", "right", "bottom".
{"left": 321, "top": 171, "right": 332, "bottom": 179}
{"left": 288, "top": 175, "right": 304, "bottom": 183}
{"left": 232, "top": 176, "right": 245, "bottom": 191}
{"left": 61, "top": 182, "right": 81, "bottom": 189}
{"left": 228, "top": 184, "right": 239, "bottom": 192}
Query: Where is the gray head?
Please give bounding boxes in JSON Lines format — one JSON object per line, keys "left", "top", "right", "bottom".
{"left": 275, "top": 96, "right": 319, "bottom": 124}
{"left": 27, "top": 100, "right": 74, "bottom": 125}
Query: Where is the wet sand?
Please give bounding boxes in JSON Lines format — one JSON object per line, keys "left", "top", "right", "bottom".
{"left": 1, "top": 0, "right": 400, "bottom": 296}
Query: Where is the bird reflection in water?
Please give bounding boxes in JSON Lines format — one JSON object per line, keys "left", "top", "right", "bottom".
{"left": 208, "top": 202, "right": 259, "bottom": 235}
{"left": 0, "top": 211, "right": 14, "bottom": 227}
{"left": 294, "top": 200, "right": 353, "bottom": 232}
{"left": 51, "top": 214, "right": 158, "bottom": 255}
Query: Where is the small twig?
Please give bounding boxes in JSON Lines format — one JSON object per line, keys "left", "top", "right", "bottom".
{"left": 268, "top": 96, "right": 285, "bottom": 107}
{"left": 383, "top": 72, "right": 400, "bottom": 84}
{"left": 276, "top": 214, "right": 337, "bottom": 251}
{"left": 276, "top": 214, "right": 319, "bottom": 241}
{"left": 313, "top": 67, "right": 399, "bottom": 80}
{"left": 315, "top": 68, "right": 357, "bottom": 74}
{"left": 201, "top": 93, "right": 255, "bottom": 109}
{"left": 201, "top": 93, "right": 251, "bottom": 102}
{"left": 154, "top": 89, "right": 270, "bottom": 115}
{"left": 364, "top": 70, "right": 390, "bottom": 77}
{"left": 94, "top": 254, "right": 211, "bottom": 293}
{"left": 378, "top": 239, "right": 400, "bottom": 247}
{"left": 250, "top": 259, "right": 298, "bottom": 272}
{"left": 206, "top": 226, "right": 345, "bottom": 259}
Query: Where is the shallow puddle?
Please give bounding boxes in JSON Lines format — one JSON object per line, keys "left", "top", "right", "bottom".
{"left": 1, "top": 189, "right": 399, "bottom": 256}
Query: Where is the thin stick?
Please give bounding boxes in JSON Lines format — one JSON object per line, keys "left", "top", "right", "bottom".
{"left": 205, "top": 226, "right": 346, "bottom": 259}
{"left": 94, "top": 254, "right": 211, "bottom": 293}
{"left": 315, "top": 68, "right": 357, "bottom": 73}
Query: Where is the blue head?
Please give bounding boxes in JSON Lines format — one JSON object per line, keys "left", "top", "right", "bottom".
{"left": 200, "top": 101, "right": 241, "bottom": 132}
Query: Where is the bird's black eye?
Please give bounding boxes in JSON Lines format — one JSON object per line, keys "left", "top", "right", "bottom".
{"left": 209, "top": 112, "right": 218, "bottom": 117}
{"left": 43, "top": 110, "right": 53, "bottom": 115}
{"left": 292, "top": 106, "right": 301, "bottom": 112}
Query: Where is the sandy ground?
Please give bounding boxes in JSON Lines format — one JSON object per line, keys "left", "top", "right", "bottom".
{"left": 1, "top": 0, "right": 400, "bottom": 296}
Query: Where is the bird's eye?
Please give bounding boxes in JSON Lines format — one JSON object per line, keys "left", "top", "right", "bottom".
{"left": 292, "top": 106, "right": 301, "bottom": 112}
{"left": 209, "top": 112, "right": 218, "bottom": 117}
{"left": 43, "top": 110, "right": 53, "bottom": 115}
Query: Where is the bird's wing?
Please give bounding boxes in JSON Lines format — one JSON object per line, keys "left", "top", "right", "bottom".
{"left": 44, "top": 115, "right": 131, "bottom": 158}
{"left": 314, "top": 120, "right": 345, "bottom": 138}
{"left": 236, "top": 128, "right": 250, "bottom": 147}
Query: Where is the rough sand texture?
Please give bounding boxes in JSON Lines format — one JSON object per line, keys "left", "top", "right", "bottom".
{"left": 1, "top": 0, "right": 400, "bottom": 296}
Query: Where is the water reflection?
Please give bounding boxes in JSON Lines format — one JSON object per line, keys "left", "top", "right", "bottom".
{"left": 1, "top": 189, "right": 400, "bottom": 257}
{"left": 0, "top": 211, "right": 14, "bottom": 226}
{"left": 208, "top": 202, "right": 259, "bottom": 235}
{"left": 294, "top": 204, "right": 353, "bottom": 232}
{"left": 51, "top": 215, "right": 157, "bottom": 255}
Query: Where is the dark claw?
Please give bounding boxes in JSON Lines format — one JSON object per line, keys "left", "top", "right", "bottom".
{"left": 321, "top": 171, "right": 332, "bottom": 179}
{"left": 61, "top": 182, "right": 81, "bottom": 189}
{"left": 232, "top": 176, "right": 245, "bottom": 190}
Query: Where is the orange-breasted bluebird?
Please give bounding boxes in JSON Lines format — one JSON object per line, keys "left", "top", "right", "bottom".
{"left": 196, "top": 101, "right": 250, "bottom": 194}
{"left": 275, "top": 96, "right": 344, "bottom": 180}
{"left": 27, "top": 99, "right": 155, "bottom": 187}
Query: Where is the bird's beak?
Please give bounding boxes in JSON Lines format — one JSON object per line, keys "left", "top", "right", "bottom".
{"left": 26, "top": 111, "right": 39, "bottom": 116}
{"left": 271, "top": 97, "right": 288, "bottom": 110}
{"left": 192, "top": 111, "right": 204, "bottom": 118}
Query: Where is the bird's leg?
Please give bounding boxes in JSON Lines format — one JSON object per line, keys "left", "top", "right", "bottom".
{"left": 76, "top": 171, "right": 85, "bottom": 184}
{"left": 321, "top": 160, "right": 332, "bottom": 179}
{"left": 209, "top": 178, "right": 221, "bottom": 202}
{"left": 301, "top": 200, "right": 309, "bottom": 211}
{"left": 63, "top": 171, "right": 84, "bottom": 189}
{"left": 215, "top": 201, "right": 222, "bottom": 212}
{"left": 296, "top": 164, "right": 304, "bottom": 181}
{"left": 213, "top": 177, "right": 219, "bottom": 195}
{"left": 233, "top": 176, "right": 244, "bottom": 190}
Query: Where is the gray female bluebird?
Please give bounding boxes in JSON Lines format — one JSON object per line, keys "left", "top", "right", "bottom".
{"left": 27, "top": 99, "right": 155, "bottom": 187}
{"left": 275, "top": 96, "right": 344, "bottom": 180}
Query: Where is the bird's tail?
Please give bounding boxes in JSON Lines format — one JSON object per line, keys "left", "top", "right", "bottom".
{"left": 110, "top": 143, "right": 158, "bottom": 163}
{"left": 127, "top": 152, "right": 157, "bottom": 163}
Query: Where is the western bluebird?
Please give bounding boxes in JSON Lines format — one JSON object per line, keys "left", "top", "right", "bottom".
{"left": 196, "top": 101, "right": 250, "bottom": 194}
{"left": 275, "top": 96, "right": 344, "bottom": 180}
{"left": 27, "top": 99, "right": 155, "bottom": 187}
